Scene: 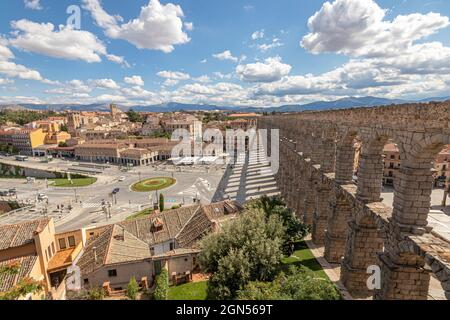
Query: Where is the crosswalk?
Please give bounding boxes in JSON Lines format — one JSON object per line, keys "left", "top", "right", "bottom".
{"left": 177, "top": 178, "right": 214, "bottom": 197}
{"left": 82, "top": 202, "right": 104, "bottom": 209}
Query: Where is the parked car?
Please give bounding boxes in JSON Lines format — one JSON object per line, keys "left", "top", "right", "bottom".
{"left": 37, "top": 193, "right": 48, "bottom": 201}
{"left": 118, "top": 176, "right": 126, "bottom": 182}
{"left": 112, "top": 188, "right": 120, "bottom": 194}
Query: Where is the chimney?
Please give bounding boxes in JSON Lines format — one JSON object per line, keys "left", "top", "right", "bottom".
{"left": 93, "top": 246, "right": 97, "bottom": 263}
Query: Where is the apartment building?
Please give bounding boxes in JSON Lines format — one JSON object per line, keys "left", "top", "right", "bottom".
{"left": 0, "top": 218, "right": 84, "bottom": 300}
{"left": 0, "top": 128, "right": 46, "bottom": 155}
{"left": 382, "top": 143, "right": 402, "bottom": 186}
{"left": 382, "top": 142, "right": 450, "bottom": 187}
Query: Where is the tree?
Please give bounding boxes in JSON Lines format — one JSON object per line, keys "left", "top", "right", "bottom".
{"left": 126, "top": 277, "right": 139, "bottom": 300}
{"left": 0, "top": 262, "right": 44, "bottom": 300}
{"left": 159, "top": 193, "right": 165, "bottom": 212}
{"left": 126, "top": 109, "right": 144, "bottom": 123}
{"left": 58, "top": 142, "right": 68, "bottom": 148}
{"left": 199, "top": 209, "right": 286, "bottom": 299}
{"left": 237, "top": 266, "right": 341, "bottom": 300}
{"left": 246, "top": 196, "right": 309, "bottom": 255}
{"left": 153, "top": 269, "right": 169, "bottom": 300}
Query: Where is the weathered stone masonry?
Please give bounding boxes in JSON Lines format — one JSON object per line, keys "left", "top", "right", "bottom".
{"left": 258, "top": 101, "right": 450, "bottom": 300}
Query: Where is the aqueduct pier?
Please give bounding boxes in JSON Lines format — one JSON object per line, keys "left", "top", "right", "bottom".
{"left": 257, "top": 101, "right": 450, "bottom": 300}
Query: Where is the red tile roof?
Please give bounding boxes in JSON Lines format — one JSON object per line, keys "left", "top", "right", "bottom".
{"left": 0, "top": 218, "right": 50, "bottom": 251}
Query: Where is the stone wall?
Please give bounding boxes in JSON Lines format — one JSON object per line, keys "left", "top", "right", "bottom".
{"left": 258, "top": 101, "right": 450, "bottom": 300}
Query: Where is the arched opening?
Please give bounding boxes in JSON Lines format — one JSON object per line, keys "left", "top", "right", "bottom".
{"left": 379, "top": 135, "right": 450, "bottom": 300}
{"left": 356, "top": 132, "right": 400, "bottom": 204}
{"left": 335, "top": 130, "right": 361, "bottom": 184}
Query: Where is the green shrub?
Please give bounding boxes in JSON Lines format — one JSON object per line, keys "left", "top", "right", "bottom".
{"left": 154, "top": 269, "right": 169, "bottom": 300}
{"left": 126, "top": 277, "right": 139, "bottom": 300}
{"left": 88, "top": 287, "right": 106, "bottom": 300}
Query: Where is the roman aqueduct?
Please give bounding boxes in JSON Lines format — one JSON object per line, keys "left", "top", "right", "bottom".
{"left": 257, "top": 101, "right": 450, "bottom": 300}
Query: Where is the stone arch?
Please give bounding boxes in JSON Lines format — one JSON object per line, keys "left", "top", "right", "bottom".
{"left": 356, "top": 129, "right": 404, "bottom": 203}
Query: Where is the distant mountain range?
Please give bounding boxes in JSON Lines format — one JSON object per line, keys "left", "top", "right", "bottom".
{"left": 1, "top": 96, "right": 449, "bottom": 113}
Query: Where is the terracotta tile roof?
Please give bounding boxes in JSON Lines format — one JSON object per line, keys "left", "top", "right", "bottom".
{"left": 76, "top": 201, "right": 243, "bottom": 277}
{"left": 106, "top": 225, "right": 151, "bottom": 265}
{"left": 119, "top": 205, "right": 201, "bottom": 246}
{"left": 0, "top": 218, "right": 50, "bottom": 251}
{"left": 176, "top": 201, "right": 243, "bottom": 248}
{"left": 0, "top": 254, "right": 38, "bottom": 292}
{"left": 77, "top": 225, "right": 151, "bottom": 276}
{"left": 76, "top": 225, "right": 114, "bottom": 276}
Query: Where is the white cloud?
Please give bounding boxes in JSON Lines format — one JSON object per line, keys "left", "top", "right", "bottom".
{"left": 120, "top": 86, "right": 156, "bottom": 100}
{"left": 236, "top": 57, "right": 292, "bottom": 83}
{"left": 184, "top": 22, "right": 194, "bottom": 31}
{"left": 106, "top": 54, "right": 130, "bottom": 67}
{"left": 0, "top": 61, "right": 44, "bottom": 82}
{"left": 200, "top": 59, "right": 207, "bottom": 64}
{"left": 0, "top": 78, "right": 14, "bottom": 85}
{"left": 45, "top": 79, "right": 92, "bottom": 95}
{"left": 194, "top": 75, "right": 211, "bottom": 83}
{"left": 162, "top": 79, "right": 179, "bottom": 87}
{"left": 156, "top": 70, "right": 190, "bottom": 80}
{"left": 124, "top": 75, "right": 144, "bottom": 86}
{"left": 251, "top": 30, "right": 264, "bottom": 40}
{"left": 213, "top": 50, "right": 238, "bottom": 62}
{"left": 258, "top": 38, "right": 283, "bottom": 52}
{"left": 24, "top": 0, "right": 42, "bottom": 10}
{"left": 0, "top": 37, "right": 51, "bottom": 83}
{"left": 9, "top": 19, "right": 125, "bottom": 65}
{"left": 301, "top": 0, "right": 449, "bottom": 58}
{"left": 90, "top": 78, "right": 120, "bottom": 90}
{"left": 83, "top": 0, "right": 191, "bottom": 53}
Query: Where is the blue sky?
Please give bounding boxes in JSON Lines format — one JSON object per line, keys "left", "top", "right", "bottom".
{"left": 1, "top": 0, "right": 450, "bottom": 107}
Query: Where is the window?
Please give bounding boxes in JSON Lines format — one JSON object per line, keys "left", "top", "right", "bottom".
{"left": 169, "top": 242, "right": 174, "bottom": 251}
{"left": 51, "top": 242, "right": 55, "bottom": 255}
{"left": 108, "top": 269, "right": 117, "bottom": 277}
{"left": 68, "top": 236, "right": 76, "bottom": 247}
{"left": 84, "top": 279, "right": 89, "bottom": 285}
{"left": 47, "top": 246, "right": 52, "bottom": 258}
{"left": 59, "top": 238, "right": 67, "bottom": 250}
{"left": 390, "top": 155, "right": 395, "bottom": 159}
{"left": 150, "top": 247, "right": 155, "bottom": 255}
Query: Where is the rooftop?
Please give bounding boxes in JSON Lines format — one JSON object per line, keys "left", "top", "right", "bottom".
{"left": 0, "top": 255, "right": 38, "bottom": 292}
{"left": 0, "top": 218, "right": 50, "bottom": 251}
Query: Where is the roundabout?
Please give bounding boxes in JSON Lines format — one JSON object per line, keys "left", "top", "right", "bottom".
{"left": 131, "top": 177, "right": 176, "bottom": 192}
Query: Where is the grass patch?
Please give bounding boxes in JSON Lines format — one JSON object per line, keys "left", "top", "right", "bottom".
{"left": 168, "top": 281, "right": 208, "bottom": 300}
{"left": 50, "top": 177, "right": 97, "bottom": 188}
{"left": 131, "top": 177, "right": 176, "bottom": 192}
{"left": 126, "top": 208, "right": 154, "bottom": 221}
{"left": 281, "top": 241, "right": 328, "bottom": 279}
